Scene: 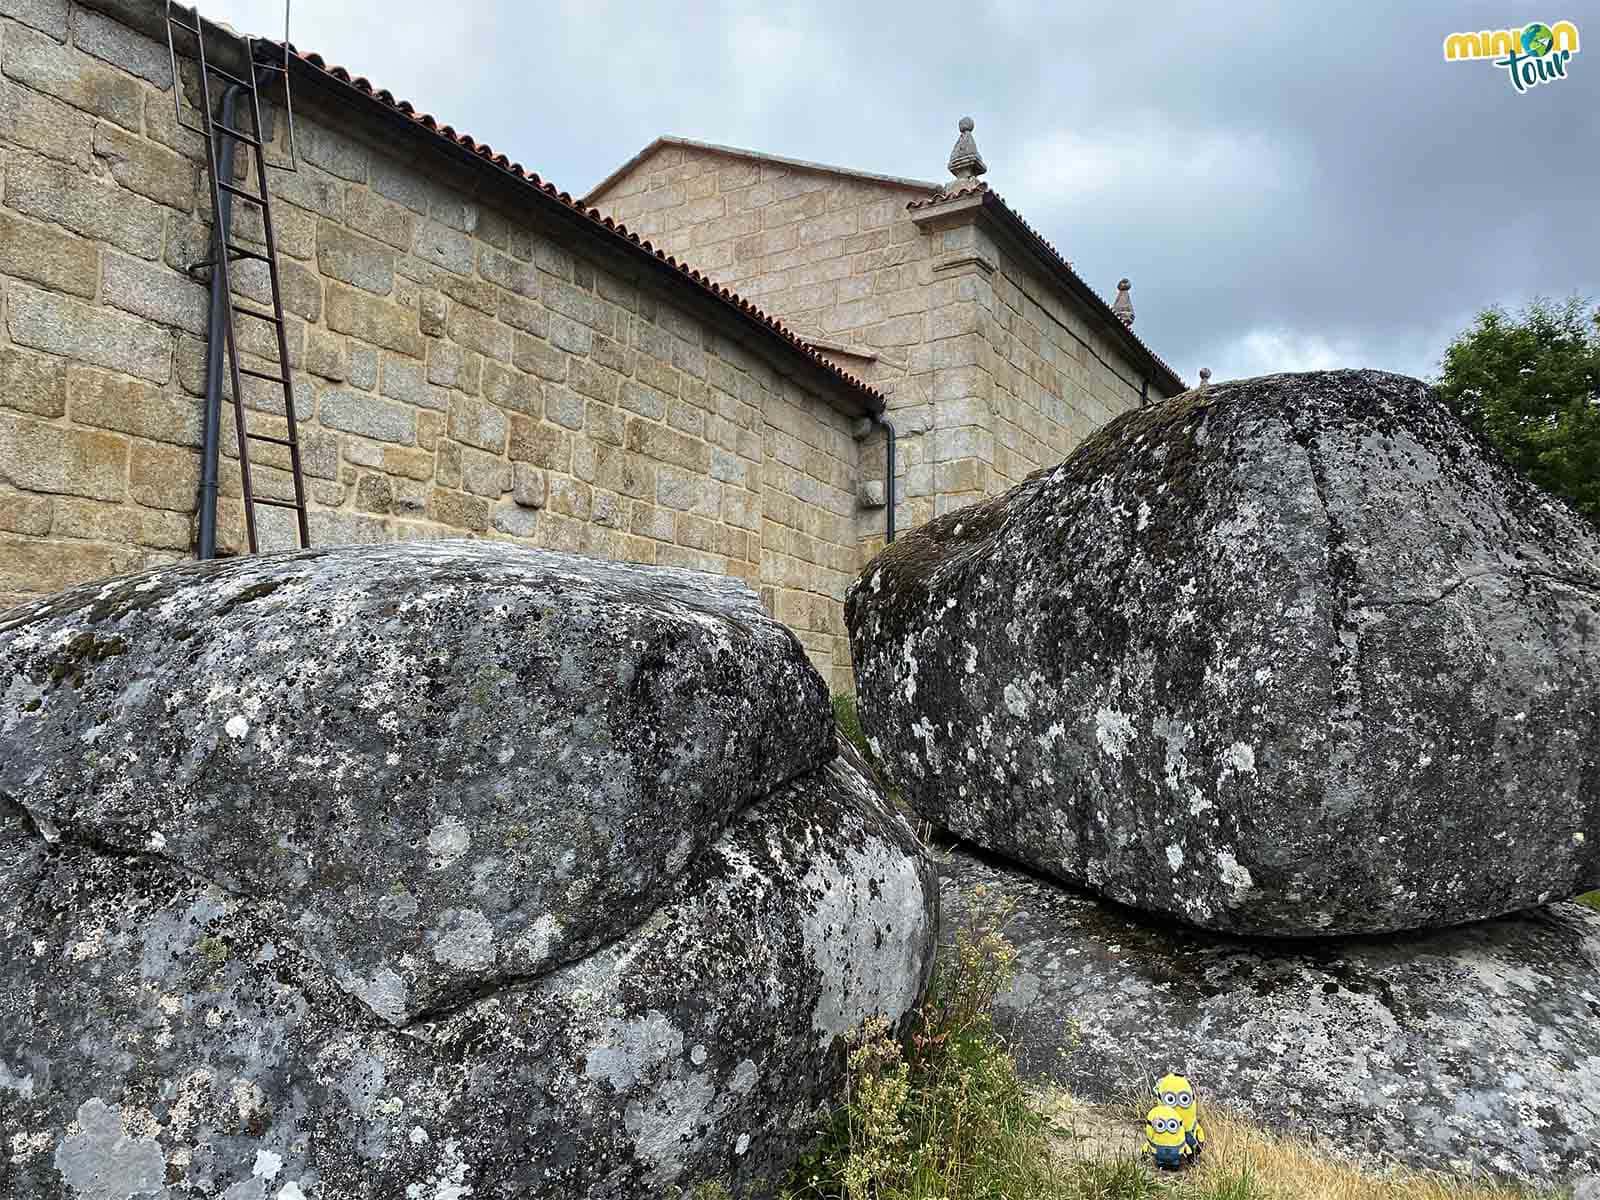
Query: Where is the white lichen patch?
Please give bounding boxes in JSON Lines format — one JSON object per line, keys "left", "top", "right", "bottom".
{"left": 53, "top": 1098, "right": 166, "bottom": 1200}
{"left": 800, "top": 780, "right": 931, "bottom": 1039}
{"left": 403, "top": 1136, "right": 473, "bottom": 1200}
{"left": 66, "top": 924, "right": 109, "bottom": 962}
{"left": 0, "top": 1059, "right": 35, "bottom": 1097}
{"left": 908, "top": 715, "right": 938, "bottom": 775}
{"left": 0, "top": 672, "right": 46, "bottom": 734}
{"left": 10, "top": 1129, "right": 52, "bottom": 1163}
{"left": 623, "top": 1072, "right": 718, "bottom": 1186}
{"left": 510, "top": 913, "right": 559, "bottom": 968}
{"left": 665, "top": 833, "right": 695, "bottom": 875}
{"left": 431, "top": 908, "right": 495, "bottom": 971}
{"left": 1003, "top": 681, "right": 1031, "bottom": 717}
{"left": 1000, "top": 970, "right": 1043, "bottom": 1011}
{"left": 224, "top": 714, "right": 250, "bottom": 741}
{"left": 1094, "top": 708, "right": 1136, "bottom": 760}
{"left": 899, "top": 637, "right": 919, "bottom": 705}
{"left": 347, "top": 968, "right": 409, "bottom": 1025}
{"left": 376, "top": 891, "right": 419, "bottom": 921}
{"left": 1216, "top": 850, "right": 1255, "bottom": 895}
{"left": 729, "top": 1059, "right": 758, "bottom": 1095}
{"left": 1219, "top": 741, "right": 1256, "bottom": 779}
{"left": 426, "top": 819, "right": 471, "bottom": 870}
{"left": 583, "top": 1009, "right": 684, "bottom": 1091}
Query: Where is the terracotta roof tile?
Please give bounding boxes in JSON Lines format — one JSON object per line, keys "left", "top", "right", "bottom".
{"left": 280, "top": 46, "right": 886, "bottom": 412}
{"left": 906, "top": 179, "right": 989, "bottom": 209}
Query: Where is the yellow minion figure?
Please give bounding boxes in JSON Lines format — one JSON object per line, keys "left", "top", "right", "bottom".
{"left": 1155, "top": 1073, "right": 1205, "bottom": 1157}
{"left": 1143, "top": 1103, "right": 1191, "bottom": 1169}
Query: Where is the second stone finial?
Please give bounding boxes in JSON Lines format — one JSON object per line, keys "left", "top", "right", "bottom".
{"left": 947, "top": 116, "right": 987, "bottom": 182}
{"left": 1112, "top": 278, "right": 1135, "bottom": 327}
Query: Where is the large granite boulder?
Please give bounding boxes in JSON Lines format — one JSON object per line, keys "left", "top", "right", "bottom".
{"left": 943, "top": 847, "right": 1600, "bottom": 1184}
{"left": 0, "top": 544, "right": 939, "bottom": 1198}
{"left": 848, "top": 370, "right": 1600, "bottom": 936}
{"left": 1, "top": 541, "right": 833, "bottom": 1021}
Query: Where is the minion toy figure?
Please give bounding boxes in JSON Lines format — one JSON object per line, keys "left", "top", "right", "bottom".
{"left": 1143, "top": 1103, "right": 1192, "bottom": 1169}
{"left": 1156, "top": 1073, "right": 1205, "bottom": 1158}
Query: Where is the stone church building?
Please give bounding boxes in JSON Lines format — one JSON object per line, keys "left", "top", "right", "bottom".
{"left": 0, "top": 0, "right": 1182, "bottom": 690}
{"left": 585, "top": 131, "right": 1183, "bottom": 546}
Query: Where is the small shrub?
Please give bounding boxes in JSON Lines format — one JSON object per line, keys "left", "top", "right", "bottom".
{"left": 783, "top": 886, "right": 1068, "bottom": 1199}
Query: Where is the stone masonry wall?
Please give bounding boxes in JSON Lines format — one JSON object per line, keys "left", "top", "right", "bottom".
{"left": 588, "top": 142, "right": 1155, "bottom": 562}
{"left": 589, "top": 143, "right": 960, "bottom": 556}
{"left": 0, "top": 1, "right": 863, "bottom": 691}
{"left": 947, "top": 218, "right": 1147, "bottom": 494}
{"left": 591, "top": 143, "right": 936, "bottom": 372}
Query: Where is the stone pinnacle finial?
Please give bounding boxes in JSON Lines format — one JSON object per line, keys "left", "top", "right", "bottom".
{"left": 947, "top": 116, "right": 986, "bottom": 183}
{"left": 1112, "top": 278, "right": 1134, "bottom": 327}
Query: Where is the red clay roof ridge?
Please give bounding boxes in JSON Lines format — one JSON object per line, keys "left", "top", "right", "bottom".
{"left": 583, "top": 135, "right": 943, "bottom": 206}
{"left": 283, "top": 47, "right": 887, "bottom": 411}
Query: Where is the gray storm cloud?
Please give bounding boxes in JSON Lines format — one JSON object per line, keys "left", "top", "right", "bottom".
{"left": 207, "top": 0, "right": 1597, "bottom": 384}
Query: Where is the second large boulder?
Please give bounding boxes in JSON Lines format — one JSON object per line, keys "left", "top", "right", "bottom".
{"left": 847, "top": 370, "right": 1600, "bottom": 936}
{"left": 941, "top": 847, "right": 1600, "bottom": 1183}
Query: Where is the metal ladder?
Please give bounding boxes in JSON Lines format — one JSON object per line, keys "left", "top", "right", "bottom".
{"left": 165, "top": 2, "right": 308, "bottom": 554}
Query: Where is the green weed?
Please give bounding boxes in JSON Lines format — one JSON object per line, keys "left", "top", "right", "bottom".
{"left": 833, "top": 693, "right": 872, "bottom": 762}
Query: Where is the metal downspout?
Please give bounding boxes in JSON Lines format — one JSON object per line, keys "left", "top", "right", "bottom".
{"left": 197, "top": 84, "right": 244, "bottom": 559}
{"left": 873, "top": 413, "right": 897, "bottom": 544}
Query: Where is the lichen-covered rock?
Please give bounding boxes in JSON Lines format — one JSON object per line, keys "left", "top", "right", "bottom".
{"left": 1, "top": 541, "right": 833, "bottom": 1021}
{"left": 848, "top": 370, "right": 1600, "bottom": 936}
{"left": 942, "top": 847, "right": 1600, "bottom": 1184}
{"left": 1, "top": 742, "right": 937, "bottom": 1198}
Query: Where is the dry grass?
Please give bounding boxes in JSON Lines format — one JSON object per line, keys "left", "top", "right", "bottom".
{"left": 1046, "top": 1088, "right": 1551, "bottom": 1200}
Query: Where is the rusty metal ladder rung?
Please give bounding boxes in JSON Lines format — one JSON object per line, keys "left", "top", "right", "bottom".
{"left": 166, "top": 1, "right": 308, "bottom": 555}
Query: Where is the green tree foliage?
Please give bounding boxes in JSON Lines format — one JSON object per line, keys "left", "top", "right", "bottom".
{"left": 1435, "top": 296, "right": 1600, "bottom": 525}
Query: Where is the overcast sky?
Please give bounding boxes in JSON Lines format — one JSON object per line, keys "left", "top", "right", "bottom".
{"left": 205, "top": 1, "right": 1596, "bottom": 386}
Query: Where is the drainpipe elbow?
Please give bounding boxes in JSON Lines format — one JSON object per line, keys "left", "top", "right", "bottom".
{"left": 869, "top": 411, "right": 897, "bottom": 544}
